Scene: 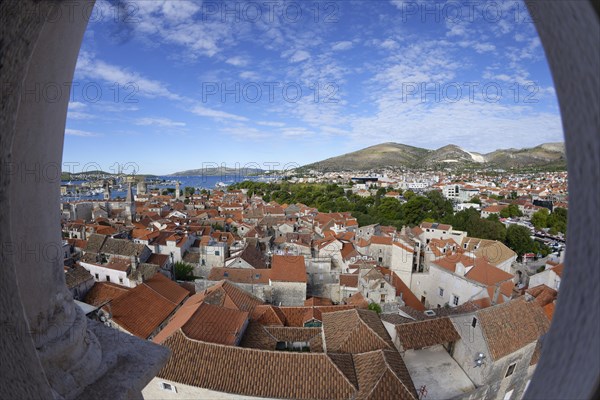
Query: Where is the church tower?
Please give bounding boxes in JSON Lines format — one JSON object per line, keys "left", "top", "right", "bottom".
{"left": 125, "top": 181, "right": 136, "bottom": 222}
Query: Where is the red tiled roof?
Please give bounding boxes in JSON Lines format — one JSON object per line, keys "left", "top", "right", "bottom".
{"left": 181, "top": 302, "right": 248, "bottom": 345}
{"left": 270, "top": 255, "right": 307, "bottom": 283}
{"left": 158, "top": 330, "right": 358, "bottom": 399}
{"left": 394, "top": 317, "right": 460, "bottom": 350}
{"left": 84, "top": 282, "right": 130, "bottom": 307}
{"left": 143, "top": 272, "right": 189, "bottom": 304}
{"left": 353, "top": 350, "right": 418, "bottom": 399}
{"left": 369, "top": 236, "right": 393, "bottom": 245}
{"left": 110, "top": 284, "right": 180, "bottom": 339}
{"left": 322, "top": 309, "right": 394, "bottom": 354}
{"left": 340, "top": 274, "right": 359, "bottom": 288}
{"left": 477, "top": 299, "right": 550, "bottom": 361}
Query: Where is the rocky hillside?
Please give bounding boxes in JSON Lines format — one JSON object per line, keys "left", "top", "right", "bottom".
{"left": 300, "top": 142, "right": 566, "bottom": 172}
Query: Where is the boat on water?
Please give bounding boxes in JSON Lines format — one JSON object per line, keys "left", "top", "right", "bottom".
{"left": 215, "top": 182, "right": 229, "bottom": 188}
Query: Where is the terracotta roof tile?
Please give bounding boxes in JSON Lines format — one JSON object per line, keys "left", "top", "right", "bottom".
{"left": 181, "top": 302, "right": 248, "bottom": 345}
{"left": 323, "top": 309, "right": 394, "bottom": 354}
{"left": 526, "top": 284, "right": 558, "bottom": 307}
{"left": 84, "top": 281, "right": 130, "bottom": 307}
{"left": 64, "top": 264, "right": 93, "bottom": 289}
{"left": 395, "top": 317, "right": 460, "bottom": 350}
{"left": 110, "top": 284, "right": 179, "bottom": 339}
{"left": 477, "top": 299, "right": 550, "bottom": 361}
{"left": 353, "top": 350, "right": 418, "bottom": 399}
{"left": 305, "top": 297, "right": 334, "bottom": 306}
{"left": 159, "top": 330, "right": 358, "bottom": 399}
{"left": 340, "top": 274, "right": 359, "bottom": 288}
{"left": 143, "top": 273, "right": 189, "bottom": 304}
{"left": 270, "top": 255, "right": 307, "bottom": 283}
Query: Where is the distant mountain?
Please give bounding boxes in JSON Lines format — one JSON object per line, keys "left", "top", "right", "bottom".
{"left": 300, "top": 142, "right": 566, "bottom": 172}
{"left": 169, "top": 167, "right": 265, "bottom": 177}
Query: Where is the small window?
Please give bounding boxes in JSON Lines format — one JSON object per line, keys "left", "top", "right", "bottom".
{"left": 94, "top": 273, "right": 99, "bottom": 280}
{"left": 223, "top": 272, "right": 229, "bottom": 277}
{"left": 472, "top": 317, "right": 478, "bottom": 328}
{"left": 106, "top": 275, "right": 110, "bottom": 282}
{"left": 119, "top": 278, "right": 123, "bottom": 284}
{"left": 380, "top": 283, "right": 385, "bottom": 289}
{"left": 160, "top": 382, "right": 176, "bottom": 393}
{"left": 439, "top": 287, "right": 444, "bottom": 297}
{"left": 452, "top": 295, "right": 459, "bottom": 306}
{"left": 215, "top": 250, "right": 220, "bottom": 256}
{"left": 505, "top": 363, "right": 516, "bottom": 378}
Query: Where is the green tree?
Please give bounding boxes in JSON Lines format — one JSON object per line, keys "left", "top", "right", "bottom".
{"left": 469, "top": 196, "right": 482, "bottom": 205}
{"left": 368, "top": 302, "right": 382, "bottom": 314}
{"left": 184, "top": 186, "right": 195, "bottom": 196}
{"left": 401, "top": 195, "right": 433, "bottom": 226}
{"left": 425, "top": 190, "right": 454, "bottom": 221}
{"left": 531, "top": 208, "right": 549, "bottom": 230}
{"left": 547, "top": 207, "right": 568, "bottom": 234}
{"left": 499, "top": 204, "right": 523, "bottom": 218}
{"left": 403, "top": 190, "right": 415, "bottom": 200}
{"left": 174, "top": 261, "right": 195, "bottom": 281}
{"left": 506, "top": 225, "right": 535, "bottom": 257}
{"left": 376, "top": 197, "right": 403, "bottom": 222}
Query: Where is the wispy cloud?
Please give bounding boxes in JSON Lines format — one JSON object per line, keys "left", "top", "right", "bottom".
{"left": 65, "top": 129, "right": 100, "bottom": 137}
{"left": 191, "top": 105, "right": 248, "bottom": 122}
{"left": 332, "top": 41, "right": 354, "bottom": 51}
{"left": 226, "top": 56, "right": 250, "bottom": 67}
{"left": 76, "top": 51, "right": 181, "bottom": 100}
{"left": 136, "top": 117, "right": 186, "bottom": 127}
{"left": 257, "top": 121, "right": 286, "bottom": 127}
{"left": 288, "top": 50, "right": 311, "bottom": 63}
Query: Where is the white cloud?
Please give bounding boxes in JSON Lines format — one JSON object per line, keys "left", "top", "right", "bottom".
{"left": 288, "top": 50, "right": 311, "bottom": 63}
{"left": 240, "top": 71, "right": 260, "bottom": 80}
{"left": 379, "top": 39, "right": 399, "bottom": 50}
{"left": 191, "top": 105, "right": 248, "bottom": 122}
{"left": 220, "top": 125, "right": 270, "bottom": 139}
{"left": 76, "top": 52, "right": 181, "bottom": 100}
{"left": 65, "top": 129, "right": 100, "bottom": 137}
{"left": 136, "top": 117, "right": 186, "bottom": 127}
{"left": 257, "top": 121, "right": 286, "bottom": 127}
{"left": 472, "top": 43, "right": 496, "bottom": 53}
{"left": 280, "top": 127, "right": 313, "bottom": 138}
{"left": 226, "top": 56, "right": 249, "bottom": 67}
{"left": 332, "top": 41, "right": 354, "bottom": 51}
{"left": 68, "top": 102, "right": 86, "bottom": 110}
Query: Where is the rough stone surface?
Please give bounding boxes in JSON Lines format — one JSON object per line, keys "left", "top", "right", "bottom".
{"left": 1, "top": 1, "right": 169, "bottom": 399}
{"left": 1, "top": 1, "right": 60, "bottom": 398}
{"left": 523, "top": 1, "right": 600, "bottom": 399}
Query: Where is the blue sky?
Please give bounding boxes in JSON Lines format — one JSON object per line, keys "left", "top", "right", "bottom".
{"left": 64, "top": 0, "right": 563, "bottom": 175}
